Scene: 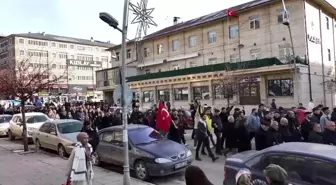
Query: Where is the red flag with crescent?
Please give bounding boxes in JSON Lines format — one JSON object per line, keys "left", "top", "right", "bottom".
{"left": 155, "top": 101, "right": 171, "bottom": 133}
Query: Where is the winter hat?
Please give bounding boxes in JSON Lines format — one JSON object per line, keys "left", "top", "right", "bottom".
{"left": 264, "top": 164, "right": 288, "bottom": 183}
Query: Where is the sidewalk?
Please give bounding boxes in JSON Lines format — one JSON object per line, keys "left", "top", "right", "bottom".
{"left": 0, "top": 139, "right": 154, "bottom": 185}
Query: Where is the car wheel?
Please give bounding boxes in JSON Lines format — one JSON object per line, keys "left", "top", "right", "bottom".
{"left": 58, "top": 144, "right": 67, "bottom": 158}
{"left": 35, "top": 139, "right": 42, "bottom": 150}
{"left": 134, "top": 160, "right": 149, "bottom": 181}
{"left": 7, "top": 130, "right": 15, "bottom": 141}
{"left": 92, "top": 153, "right": 101, "bottom": 166}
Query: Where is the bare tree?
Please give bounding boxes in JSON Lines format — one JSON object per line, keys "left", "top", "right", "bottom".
{"left": 0, "top": 59, "right": 65, "bottom": 151}
{"left": 215, "top": 61, "right": 248, "bottom": 107}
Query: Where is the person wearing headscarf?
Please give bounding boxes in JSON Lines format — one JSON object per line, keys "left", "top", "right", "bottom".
{"left": 235, "top": 169, "right": 252, "bottom": 185}
{"left": 66, "top": 132, "right": 94, "bottom": 185}
{"left": 185, "top": 165, "right": 213, "bottom": 185}
{"left": 264, "top": 164, "right": 288, "bottom": 185}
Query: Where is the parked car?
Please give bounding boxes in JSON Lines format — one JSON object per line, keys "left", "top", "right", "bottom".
{"left": 32, "top": 119, "right": 83, "bottom": 157}
{"left": 224, "top": 142, "right": 336, "bottom": 185}
{"left": 0, "top": 114, "right": 12, "bottom": 136}
{"left": 8, "top": 112, "right": 50, "bottom": 140}
{"left": 94, "top": 124, "right": 193, "bottom": 181}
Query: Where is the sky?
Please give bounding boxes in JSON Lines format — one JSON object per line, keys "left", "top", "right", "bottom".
{"left": 1, "top": 0, "right": 336, "bottom": 45}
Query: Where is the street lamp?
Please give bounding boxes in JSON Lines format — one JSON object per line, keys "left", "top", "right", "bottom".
{"left": 99, "top": 0, "right": 131, "bottom": 184}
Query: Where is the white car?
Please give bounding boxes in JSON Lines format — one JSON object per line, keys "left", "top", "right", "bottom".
{"left": 0, "top": 114, "right": 12, "bottom": 136}
{"left": 8, "top": 112, "right": 50, "bottom": 140}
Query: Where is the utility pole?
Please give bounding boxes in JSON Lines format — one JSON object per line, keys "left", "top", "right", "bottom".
{"left": 121, "top": 0, "right": 131, "bottom": 184}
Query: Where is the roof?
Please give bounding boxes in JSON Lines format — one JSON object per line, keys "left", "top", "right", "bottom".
{"left": 0, "top": 114, "right": 12, "bottom": 117}
{"left": 13, "top": 112, "right": 47, "bottom": 116}
{"left": 99, "top": 124, "right": 149, "bottom": 133}
{"left": 142, "top": 0, "right": 276, "bottom": 41}
{"left": 265, "top": 142, "right": 336, "bottom": 160}
{"left": 9, "top": 33, "right": 115, "bottom": 48}
{"left": 51, "top": 119, "right": 82, "bottom": 124}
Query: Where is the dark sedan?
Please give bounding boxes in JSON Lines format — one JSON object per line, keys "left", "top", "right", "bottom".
{"left": 94, "top": 124, "right": 193, "bottom": 181}
{"left": 224, "top": 142, "right": 336, "bottom": 185}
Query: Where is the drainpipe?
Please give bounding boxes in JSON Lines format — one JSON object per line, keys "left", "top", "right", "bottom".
{"left": 318, "top": 9, "right": 326, "bottom": 105}
{"left": 303, "top": 1, "right": 312, "bottom": 101}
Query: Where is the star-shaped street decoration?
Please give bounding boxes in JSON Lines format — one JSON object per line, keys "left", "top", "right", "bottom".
{"left": 129, "top": 0, "right": 157, "bottom": 38}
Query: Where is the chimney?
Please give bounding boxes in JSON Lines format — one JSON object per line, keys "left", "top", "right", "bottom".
{"left": 173, "top": 17, "right": 180, "bottom": 25}
{"left": 90, "top": 37, "right": 94, "bottom": 42}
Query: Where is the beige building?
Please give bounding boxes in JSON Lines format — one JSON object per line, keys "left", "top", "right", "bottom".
{"left": 0, "top": 32, "right": 114, "bottom": 101}
{"left": 97, "top": 0, "right": 336, "bottom": 110}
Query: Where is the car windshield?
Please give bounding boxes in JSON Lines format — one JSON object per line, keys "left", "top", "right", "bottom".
{"left": 0, "top": 116, "right": 12, "bottom": 124}
{"left": 57, "top": 121, "right": 83, "bottom": 134}
{"left": 129, "top": 127, "right": 164, "bottom": 145}
{"left": 26, "top": 115, "right": 48, "bottom": 124}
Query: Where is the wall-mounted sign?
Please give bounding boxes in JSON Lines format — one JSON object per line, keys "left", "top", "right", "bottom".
{"left": 68, "top": 84, "right": 89, "bottom": 94}
{"left": 67, "top": 59, "right": 102, "bottom": 67}
{"left": 307, "top": 34, "right": 321, "bottom": 44}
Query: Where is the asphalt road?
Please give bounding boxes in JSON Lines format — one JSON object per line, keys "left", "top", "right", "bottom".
{"left": 0, "top": 130, "right": 236, "bottom": 185}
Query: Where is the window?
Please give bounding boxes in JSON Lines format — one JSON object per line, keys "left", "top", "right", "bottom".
{"left": 328, "top": 49, "right": 331, "bottom": 61}
{"left": 59, "top": 44, "right": 67, "bottom": 48}
{"left": 278, "top": 45, "right": 292, "bottom": 59}
{"left": 19, "top": 39, "right": 24, "bottom": 44}
{"left": 59, "top": 53, "right": 68, "bottom": 59}
{"left": 230, "top": 54, "right": 240, "bottom": 62}
{"left": 157, "top": 44, "right": 163, "bottom": 54}
{"left": 28, "top": 40, "right": 48, "bottom": 46}
{"left": 208, "top": 31, "right": 216, "bottom": 43}
{"left": 213, "top": 84, "right": 234, "bottom": 99}
{"left": 8, "top": 38, "right": 12, "bottom": 45}
{"left": 193, "top": 86, "right": 210, "bottom": 100}
{"left": 174, "top": 88, "right": 189, "bottom": 101}
{"left": 208, "top": 58, "right": 217, "bottom": 65}
{"left": 173, "top": 64, "right": 179, "bottom": 70}
{"left": 52, "top": 53, "right": 56, "bottom": 58}
{"left": 326, "top": 17, "right": 330, "bottom": 30}
{"left": 249, "top": 15, "right": 260, "bottom": 29}
{"left": 51, "top": 64, "right": 57, "bottom": 69}
{"left": 268, "top": 79, "right": 293, "bottom": 96}
{"left": 77, "top": 55, "right": 93, "bottom": 61}
{"left": 27, "top": 50, "right": 48, "bottom": 58}
{"left": 70, "top": 55, "right": 74, "bottom": 59}
{"left": 188, "top": 35, "right": 196, "bottom": 47}
{"left": 313, "top": 159, "right": 336, "bottom": 184}
{"left": 0, "top": 40, "right": 8, "bottom": 48}
{"left": 112, "top": 131, "right": 123, "bottom": 147}
{"left": 19, "top": 50, "right": 25, "bottom": 56}
{"left": 250, "top": 49, "right": 261, "bottom": 60}
{"left": 127, "top": 49, "right": 131, "bottom": 59}
{"left": 158, "top": 89, "right": 170, "bottom": 102}
{"left": 144, "top": 48, "right": 149, "bottom": 57}
{"left": 143, "top": 91, "right": 154, "bottom": 103}
{"left": 102, "top": 132, "right": 114, "bottom": 142}
{"left": 172, "top": 40, "right": 179, "bottom": 51}
{"left": 277, "top": 8, "right": 289, "bottom": 23}
{"left": 145, "top": 69, "right": 150, "bottom": 74}
{"left": 51, "top": 42, "right": 56, "bottom": 47}
{"left": 279, "top": 156, "right": 313, "bottom": 184}
{"left": 116, "top": 52, "right": 120, "bottom": 61}
{"left": 70, "top": 45, "right": 74, "bottom": 49}
{"left": 101, "top": 57, "right": 108, "bottom": 62}
{"left": 77, "top": 46, "right": 85, "bottom": 50}
{"left": 229, "top": 25, "right": 239, "bottom": 39}
{"left": 190, "top": 61, "right": 197, "bottom": 67}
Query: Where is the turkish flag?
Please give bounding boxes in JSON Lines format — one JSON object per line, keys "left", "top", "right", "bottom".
{"left": 227, "top": 9, "right": 237, "bottom": 17}
{"left": 155, "top": 101, "right": 172, "bottom": 133}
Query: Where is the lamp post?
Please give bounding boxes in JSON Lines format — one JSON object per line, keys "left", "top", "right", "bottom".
{"left": 281, "top": 0, "right": 299, "bottom": 103}
{"left": 99, "top": 1, "right": 131, "bottom": 184}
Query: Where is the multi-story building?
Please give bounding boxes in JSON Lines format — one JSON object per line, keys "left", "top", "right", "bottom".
{"left": 97, "top": 0, "right": 336, "bottom": 110}
{"left": 0, "top": 32, "right": 114, "bottom": 101}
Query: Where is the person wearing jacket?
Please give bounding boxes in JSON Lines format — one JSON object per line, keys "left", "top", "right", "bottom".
{"left": 264, "top": 164, "right": 288, "bottom": 185}
{"left": 301, "top": 111, "right": 313, "bottom": 141}
{"left": 320, "top": 107, "right": 330, "bottom": 131}
{"left": 212, "top": 109, "right": 223, "bottom": 155}
{"left": 307, "top": 123, "right": 323, "bottom": 144}
{"left": 247, "top": 108, "right": 260, "bottom": 141}
{"left": 255, "top": 120, "right": 273, "bottom": 151}
{"left": 81, "top": 120, "right": 99, "bottom": 153}
{"left": 322, "top": 121, "right": 336, "bottom": 145}
{"left": 195, "top": 113, "right": 218, "bottom": 162}
{"left": 236, "top": 112, "right": 251, "bottom": 152}
{"left": 269, "top": 121, "right": 283, "bottom": 145}
{"left": 192, "top": 104, "right": 202, "bottom": 148}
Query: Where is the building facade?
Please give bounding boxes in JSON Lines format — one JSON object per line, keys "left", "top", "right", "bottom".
{"left": 0, "top": 32, "right": 114, "bottom": 101}
{"left": 97, "top": 0, "right": 336, "bottom": 110}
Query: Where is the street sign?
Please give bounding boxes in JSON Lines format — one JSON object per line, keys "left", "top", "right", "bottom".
{"left": 113, "top": 85, "right": 133, "bottom": 106}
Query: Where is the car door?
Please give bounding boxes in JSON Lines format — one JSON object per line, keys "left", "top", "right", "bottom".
{"left": 311, "top": 158, "right": 336, "bottom": 185}
{"left": 97, "top": 131, "right": 116, "bottom": 164}
{"left": 12, "top": 116, "right": 23, "bottom": 137}
{"left": 110, "top": 131, "right": 124, "bottom": 165}
{"left": 46, "top": 123, "right": 59, "bottom": 151}
{"left": 36, "top": 123, "right": 51, "bottom": 148}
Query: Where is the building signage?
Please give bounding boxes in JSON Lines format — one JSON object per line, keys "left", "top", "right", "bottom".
{"left": 67, "top": 59, "right": 102, "bottom": 67}
{"left": 68, "top": 84, "right": 89, "bottom": 94}
{"left": 307, "top": 34, "right": 321, "bottom": 44}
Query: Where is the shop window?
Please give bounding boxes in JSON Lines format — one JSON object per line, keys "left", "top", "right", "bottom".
{"left": 174, "top": 88, "right": 188, "bottom": 101}
{"left": 157, "top": 89, "right": 170, "bottom": 102}
{"left": 268, "top": 79, "right": 293, "bottom": 96}
{"left": 193, "top": 86, "right": 210, "bottom": 100}
{"left": 213, "top": 84, "right": 234, "bottom": 99}
{"left": 142, "top": 91, "right": 154, "bottom": 103}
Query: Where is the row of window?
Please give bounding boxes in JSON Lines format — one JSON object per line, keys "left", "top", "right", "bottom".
{"left": 141, "top": 79, "right": 293, "bottom": 102}
{"left": 17, "top": 39, "right": 108, "bottom": 52}
{"left": 77, "top": 76, "right": 93, "bottom": 81}
{"left": 27, "top": 51, "right": 48, "bottom": 58}
{"left": 29, "top": 63, "right": 49, "bottom": 68}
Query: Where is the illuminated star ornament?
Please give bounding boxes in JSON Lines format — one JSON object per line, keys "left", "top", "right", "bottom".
{"left": 129, "top": 0, "right": 157, "bottom": 40}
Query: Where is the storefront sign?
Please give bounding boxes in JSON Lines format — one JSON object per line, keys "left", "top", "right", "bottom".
{"left": 68, "top": 85, "right": 89, "bottom": 94}
{"left": 307, "top": 34, "right": 321, "bottom": 44}
{"left": 67, "top": 59, "right": 102, "bottom": 67}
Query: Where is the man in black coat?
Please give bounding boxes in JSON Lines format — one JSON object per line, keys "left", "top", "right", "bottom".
{"left": 286, "top": 111, "right": 302, "bottom": 142}
{"left": 212, "top": 109, "right": 223, "bottom": 155}
{"left": 322, "top": 121, "right": 336, "bottom": 145}
{"left": 308, "top": 123, "right": 323, "bottom": 144}
{"left": 301, "top": 111, "right": 313, "bottom": 141}
{"left": 255, "top": 120, "right": 273, "bottom": 150}
{"left": 81, "top": 120, "right": 99, "bottom": 152}
{"left": 310, "top": 107, "right": 321, "bottom": 124}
